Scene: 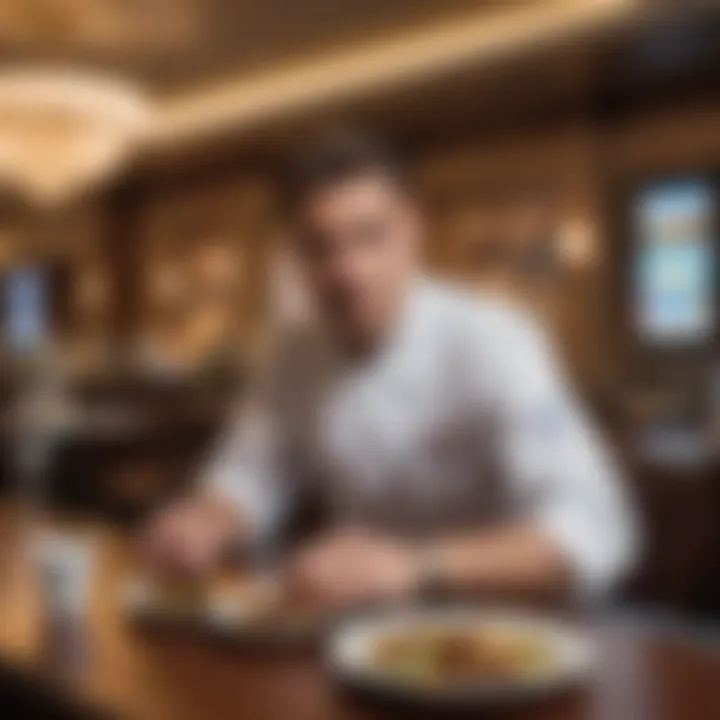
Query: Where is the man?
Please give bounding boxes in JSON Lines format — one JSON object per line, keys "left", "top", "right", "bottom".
{"left": 146, "top": 129, "right": 637, "bottom": 606}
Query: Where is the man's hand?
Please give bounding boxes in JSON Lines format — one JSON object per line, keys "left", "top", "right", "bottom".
{"left": 285, "top": 528, "right": 421, "bottom": 609}
{"left": 143, "top": 497, "right": 242, "bottom": 579}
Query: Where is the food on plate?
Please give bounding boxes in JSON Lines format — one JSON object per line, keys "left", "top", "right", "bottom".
{"left": 370, "top": 623, "right": 554, "bottom": 688}
{"left": 127, "top": 571, "right": 326, "bottom": 633}
{"left": 142, "top": 576, "right": 209, "bottom": 615}
{"left": 230, "top": 576, "right": 324, "bottom": 630}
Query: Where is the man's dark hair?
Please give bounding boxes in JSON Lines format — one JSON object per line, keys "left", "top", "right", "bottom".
{"left": 279, "top": 126, "right": 410, "bottom": 212}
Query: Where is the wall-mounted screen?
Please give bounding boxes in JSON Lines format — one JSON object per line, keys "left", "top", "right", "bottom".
{"left": 633, "top": 179, "right": 716, "bottom": 344}
{"left": 2, "top": 265, "right": 50, "bottom": 354}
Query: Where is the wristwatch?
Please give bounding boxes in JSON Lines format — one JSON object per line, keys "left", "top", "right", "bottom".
{"left": 414, "top": 543, "right": 447, "bottom": 601}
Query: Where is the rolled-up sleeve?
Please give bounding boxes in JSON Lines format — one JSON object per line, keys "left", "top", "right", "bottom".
{"left": 203, "top": 399, "right": 290, "bottom": 543}
{"left": 201, "top": 334, "right": 311, "bottom": 544}
{"left": 491, "top": 314, "right": 639, "bottom": 599}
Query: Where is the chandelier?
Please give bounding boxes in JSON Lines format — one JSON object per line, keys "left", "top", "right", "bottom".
{"left": 0, "top": 68, "right": 150, "bottom": 206}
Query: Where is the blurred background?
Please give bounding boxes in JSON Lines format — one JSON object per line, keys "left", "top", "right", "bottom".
{"left": 0, "top": 0, "right": 718, "bottom": 619}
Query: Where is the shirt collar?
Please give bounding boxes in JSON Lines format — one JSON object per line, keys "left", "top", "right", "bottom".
{"left": 318, "top": 275, "right": 434, "bottom": 373}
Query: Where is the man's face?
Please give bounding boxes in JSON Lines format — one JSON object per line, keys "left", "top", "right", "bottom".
{"left": 294, "top": 173, "right": 421, "bottom": 349}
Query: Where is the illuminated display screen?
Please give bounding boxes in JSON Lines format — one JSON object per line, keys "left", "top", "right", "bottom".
{"left": 633, "top": 179, "right": 716, "bottom": 344}
{"left": 3, "top": 266, "right": 49, "bottom": 354}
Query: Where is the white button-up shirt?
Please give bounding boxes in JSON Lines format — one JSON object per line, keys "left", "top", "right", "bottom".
{"left": 207, "top": 279, "right": 637, "bottom": 597}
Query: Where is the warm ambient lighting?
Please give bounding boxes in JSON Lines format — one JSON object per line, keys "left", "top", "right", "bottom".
{"left": 0, "top": 0, "right": 197, "bottom": 53}
{"left": 0, "top": 68, "right": 150, "bottom": 206}
{"left": 151, "top": 0, "right": 636, "bottom": 150}
{"left": 556, "top": 216, "right": 597, "bottom": 268}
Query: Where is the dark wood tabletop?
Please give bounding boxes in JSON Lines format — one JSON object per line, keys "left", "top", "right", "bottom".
{"left": 0, "top": 505, "right": 718, "bottom": 720}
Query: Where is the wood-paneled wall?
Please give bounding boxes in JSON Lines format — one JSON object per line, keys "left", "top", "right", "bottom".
{"left": 5, "top": 98, "right": 720, "bottom": 392}
{"left": 415, "top": 122, "right": 608, "bottom": 390}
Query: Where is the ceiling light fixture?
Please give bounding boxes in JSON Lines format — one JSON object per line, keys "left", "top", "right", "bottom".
{"left": 0, "top": 68, "right": 150, "bottom": 206}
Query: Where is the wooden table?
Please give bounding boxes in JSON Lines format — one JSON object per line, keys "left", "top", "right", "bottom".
{"left": 0, "top": 507, "right": 718, "bottom": 720}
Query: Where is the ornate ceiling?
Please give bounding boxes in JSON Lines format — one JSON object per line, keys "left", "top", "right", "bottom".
{"left": 0, "top": 0, "right": 519, "bottom": 93}
{"left": 0, "top": 1, "right": 715, "bottom": 164}
{"left": 0, "top": 0, "right": 197, "bottom": 55}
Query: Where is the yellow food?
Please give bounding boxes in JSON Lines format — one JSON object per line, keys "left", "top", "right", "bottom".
{"left": 372, "top": 624, "right": 553, "bottom": 688}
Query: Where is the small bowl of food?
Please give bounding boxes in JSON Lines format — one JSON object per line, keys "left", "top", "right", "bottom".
{"left": 206, "top": 575, "right": 330, "bottom": 643}
{"left": 123, "top": 575, "right": 210, "bottom": 624}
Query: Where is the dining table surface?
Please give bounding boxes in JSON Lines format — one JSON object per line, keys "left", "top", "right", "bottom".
{"left": 0, "top": 502, "right": 718, "bottom": 720}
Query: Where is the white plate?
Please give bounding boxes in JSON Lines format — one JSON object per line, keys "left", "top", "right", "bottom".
{"left": 328, "top": 607, "right": 595, "bottom": 707}
{"left": 122, "top": 576, "right": 325, "bottom": 642}
{"left": 121, "top": 577, "right": 205, "bottom": 622}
